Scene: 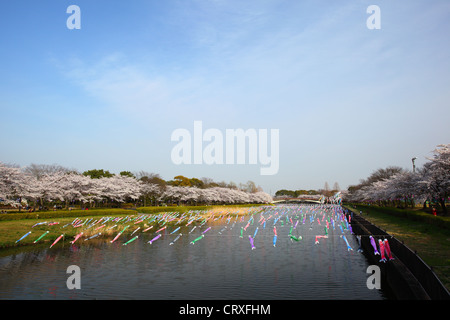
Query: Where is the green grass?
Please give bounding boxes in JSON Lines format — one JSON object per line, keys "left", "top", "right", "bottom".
{"left": 0, "top": 204, "right": 266, "bottom": 250}
{"left": 345, "top": 204, "right": 450, "bottom": 291}
{"left": 0, "top": 214, "right": 135, "bottom": 250}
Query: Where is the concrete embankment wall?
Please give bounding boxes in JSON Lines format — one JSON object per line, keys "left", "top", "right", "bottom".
{"left": 348, "top": 211, "right": 450, "bottom": 300}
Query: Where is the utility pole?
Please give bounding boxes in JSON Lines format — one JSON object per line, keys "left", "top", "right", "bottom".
{"left": 412, "top": 157, "right": 417, "bottom": 173}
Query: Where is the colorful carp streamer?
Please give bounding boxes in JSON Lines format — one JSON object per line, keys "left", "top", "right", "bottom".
{"left": 356, "top": 235, "right": 363, "bottom": 252}
{"left": 16, "top": 231, "right": 32, "bottom": 243}
{"left": 218, "top": 226, "right": 227, "bottom": 234}
{"left": 131, "top": 227, "right": 141, "bottom": 236}
{"left": 342, "top": 235, "right": 353, "bottom": 251}
{"left": 315, "top": 235, "right": 327, "bottom": 244}
{"left": 32, "top": 222, "right": 47, "bottom": 228}
{"left": 85, "top": 232, "right": 101, "bottom": 241}
{"left": 142, "top": 226, "right": 153, "bottom": 232}
{"left": 23, "top": 204, "right": 366, "bottom": 262}
{"left": 123, "top": 236, "right": 139, "bottom": 246}
{"left": 170, "top": 233, "right": 182, "bottom": 245}
{"left": 148, "top": 234, "right": 162, "bottom": 244}
{"left": 71, "top": 232, "right": 83, "bottom": 244}
{"left": 248, "top": 235, "right": 255, "bottom": 250}
{"left": 110, "top": 232, "right": 122, "bottom": 244}
{"left": 95, "top": 224, "right": 105, "bottom": 231}
{"left": 253, "top": 227, "right": 259, "bottom": 239}
{"left": 106, "top": 224, "right": 117, "bottom": 232}
{"left": 384, "top": 239, "right": 394, "bottom": 261}
{"left": 33, "top": 231, "right": 49, "bottom": 243}
{"left": 111, "top": 226, "right": 130, "bottom": 243}
{"left": 378, "top": 239, "right": 386, "bottom": 262}
{"left": 370, "top": 236, "right": 380, "bottom": 255}
{"left": 191, "top": 235, "right": 204, "bottom": 245}
{"left": 156, "top": 226, "right": 166, "bottom": 233}
{"left": 50, "top": 234, "right": 64, "bottom": 248}
{"left": 202, "top": 227, "right": 211, "bottom": 234}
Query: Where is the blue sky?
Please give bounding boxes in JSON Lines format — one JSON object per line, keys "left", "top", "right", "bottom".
{"left": 1, "top": 0, "right": 449, "bottom": 194}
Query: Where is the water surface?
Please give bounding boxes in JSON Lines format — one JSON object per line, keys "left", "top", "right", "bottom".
{"left": 0, "top": 205, "right": 390, "bottom": 300}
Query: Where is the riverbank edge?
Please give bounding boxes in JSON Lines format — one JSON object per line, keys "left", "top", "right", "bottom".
{"left": 345, "top": 205, "right": 450, "bottom": 299}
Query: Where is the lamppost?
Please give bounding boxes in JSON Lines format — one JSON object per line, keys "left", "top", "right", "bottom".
{"left": 412, "top": 157, "right": 417, "bottom": 173}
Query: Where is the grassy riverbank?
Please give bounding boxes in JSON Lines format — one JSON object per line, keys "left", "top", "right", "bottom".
{"left": 0, "top": 204, "right": 265, "bottom": 250}
{"left": 344, "top": 204, "right": 450, "bottom": 291}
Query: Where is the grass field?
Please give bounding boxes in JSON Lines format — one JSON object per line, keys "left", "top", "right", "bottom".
{"left": 0, "top": 204, "right": 264, "bottom": 250}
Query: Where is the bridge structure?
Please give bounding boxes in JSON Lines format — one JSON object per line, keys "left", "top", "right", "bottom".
{"left": 271, "top": 196, "right": 324, "bottom": 204}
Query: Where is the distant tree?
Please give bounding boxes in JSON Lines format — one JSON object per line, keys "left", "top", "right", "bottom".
{"left": 201, "top": 177, "right": 216, "bottom": 188}
{"left": 333, "top": 182, "right": 341, "bottom": 192}
{"left": 322, "top": 182, "right": 332, "bottom": 197}
{"left": 295, "top": 190, "right": 309, "bottom": 196}
{"left": 119, "top": 171, "right": 135, "bottom": 178}
{"left": 245, "top": 181, "right": 258, "bottom": 193}
{"left": 136, "top": 172, "right": 166, "bottom": 187}
{"left": 24, "top": 163, "right": 77, "bottom": 179}
{"left": 189, "top": 178, "right": 205, "bottom": 189}
{"left": 137, "top": 172, "right": 166, "bottom": 206}
{"left": 227, "top": 181, "right": 238, "bottom": 189}
{"left": 168, "top": 175, "right": 192, "bottom": 187}
{"left": 275, "top": 189, "right": 296, "bottom": 197}
{"left": 83, "top": 169, "right": 114, "bottom": 179}
{"left": 362, "top": 166, "right": 406, "bottom": 187}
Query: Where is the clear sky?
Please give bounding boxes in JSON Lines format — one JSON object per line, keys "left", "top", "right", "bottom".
{"left": 1, "top": 0, "right": 449, "bottom": 194}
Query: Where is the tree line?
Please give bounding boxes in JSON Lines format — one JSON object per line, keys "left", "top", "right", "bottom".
{"left": 0, "top": 164, "right": 272, "bottom": 211}
{"left": 343, "top": 144, "right": 450, "bottom": 215}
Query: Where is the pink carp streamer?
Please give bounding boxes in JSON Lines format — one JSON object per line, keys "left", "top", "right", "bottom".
{"left": 315, "top": 235, "right": 327, "bottom": 244}
{"left": 50, "top": 234, "right": 64, "bottom": 248}
{"left": 71, "top": 232, "right": 83, "bottom": 244}
{"left": 156, "top": 226, "right": 166, "bottom": 233}
{"left": 378, "top": 239, "right": 387, "bottom": 262}
{"left": 143, "top": 226, "right": 154, "bottom": 232}
{"left": 383, "top": 239, "right": 394, "bottom": 261}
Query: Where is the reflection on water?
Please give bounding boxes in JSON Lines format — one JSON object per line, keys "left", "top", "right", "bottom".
{"left": 0, "top": 205, "right": 390, "bottom": 300}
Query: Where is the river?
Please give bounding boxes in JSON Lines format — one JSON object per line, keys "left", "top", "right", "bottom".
{"left": 0, "top": 204, "right": 391, "bottom": 299}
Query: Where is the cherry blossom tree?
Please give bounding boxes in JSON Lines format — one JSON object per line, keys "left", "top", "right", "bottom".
{"left": 344, "top": 144, "right": 449, "bottom": 214}
{"left": 420, "top": 144, "right": 450, "bottom": 214}
{"left": 2, "top": 161, "right": 273, "bottom": 210}
{"left": 0, "top": 162, "right": 32, "bottom": 209}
